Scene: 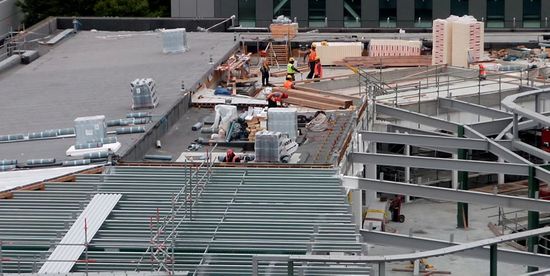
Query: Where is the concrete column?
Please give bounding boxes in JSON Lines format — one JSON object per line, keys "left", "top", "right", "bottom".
{"left": 505, "top": 0, "right": 523, "bottom": 28}
{"left": 256, "top": 0, "right": 273, "bottom": 27}
{"left": 327, "top": 0, "right": 344, "bottom": 27}
{"left": 433, "top": 0, "right": 451, "bottom": 20}
{"left": 362, "top": 0, "right": 379, "bottom": 27}
{"left": 542, "top": 0, "right": 550, "bottom": 28}
{"left": 352, "top": 189, "right": 363, "bottom": 229}
{"left": 291, "top": 0, "right": 308, "bottom": 27}
{"left": 469, "top": 0, "right": 487, "bottom": 22}
{"left": 452, "top": 153, "right": 458, "bottom": 189}
{"left": 397, "top": 0, "right": 415, "bottom": 28}
{"left": 498, "top": 158, "right": 505, "bottom": 185}
{"left": 365, "top": 141, "right": 378, "bottom": 206}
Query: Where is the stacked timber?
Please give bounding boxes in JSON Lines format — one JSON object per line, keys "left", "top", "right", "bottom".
{"left": 246, "top": 117, "right": 266, "bottom": 142}
{"left": 273, "top": 87, "right": 352, "bottom": 110}
{"left": 337, "top": 56, "right": 432, "bottom": 67}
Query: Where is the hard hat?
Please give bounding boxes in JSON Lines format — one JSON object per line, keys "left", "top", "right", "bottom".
{"left": 260, "top": 50, "right": 267, "bottom": 57}
{"left": 286, "top": 75, "right": 293, "bottom": 80}
{"left": 282, "top": 93, "right": 289, "bottom": 99}
{"left": 289, "top": 57, "right": 295, "bottom": 62}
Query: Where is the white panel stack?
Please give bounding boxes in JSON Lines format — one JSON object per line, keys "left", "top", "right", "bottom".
{"left": 74, "top": 115, "right": 106, "bottom": 145}
{"left": 432, "top": 19, "right": 452, "bottom": 65}
{"left": 267, "top": 108, "right": 298, "bottom": 139}
{"left": 161, "top": 28, "right": 188, "bottom": 53}
{"left": 431, "top": 15, "right": 484, "bottom": 67}
{"left": 255, "top": 131, "right": 282, "bottom": 163}
{"left": 130, "top": 78, "right": 159, "bottom": 110}
{"left": 368, "top": 39, "right": 422, "bottom": 57}
{"left": 313, "top": 42, "right": 363, "bottom": 65}
{"left": 451, "top": 17, "right": 484, "bottom": 68}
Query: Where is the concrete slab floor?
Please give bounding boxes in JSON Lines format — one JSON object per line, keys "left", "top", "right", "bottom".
{"left": 369, "top": 199, "right": 529, "bottom": 275}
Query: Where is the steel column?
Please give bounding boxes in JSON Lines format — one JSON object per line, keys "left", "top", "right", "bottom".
{"left": 528, "top": 166, "right": 540, "bottom": 273}
{"left": 457, "top": 125, "right": 469, "bottom": 229}
{"left": 490, "top": 244, "right": 497, "bottom": 276}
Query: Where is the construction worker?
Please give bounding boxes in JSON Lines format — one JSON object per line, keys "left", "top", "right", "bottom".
{"left": 260, "top": 58, "right": 270, "bottom": 87}
{"left": 313, "top": 57, "right": 323, "bottom": 81}
{"left": 266, "top": 91, "right": 289, "bottom": 108}
{"left": 223, "top": 149, "right": 241, "bottom": 162}
{"left": 287, "top": 57, "right": 300, "bottom": 81}
{"left": 304, "top": 44, "right": 317, "bottom": 79}
{"left": 283, "top": 75, "right": 295, "bottom": 89}
{"left": 479, "top": 63, "right": 487, "bottom": 80}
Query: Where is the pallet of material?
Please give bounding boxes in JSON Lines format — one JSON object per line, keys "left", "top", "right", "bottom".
{"left": 270, "top": 23, "right": 298, "bottom": 39}
{"left": 337, "top": 56, "right": 432, "bottom": 67}
{"left": 273, "top": 87, "right": 352, "bottom": 110}
{"left": 294, "top": 85, "right": 359, "bottom": 100}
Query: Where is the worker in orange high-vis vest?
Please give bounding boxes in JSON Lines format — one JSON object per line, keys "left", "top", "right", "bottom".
{"left": 304, "top": 44, "right": 317, "bottom": 79}
{"left": 479, "top": 63, "right": 487, "bottom": 80}
{"left": 266, "top": 91, "right": 289, "bottom": 108}
{"left": 283, "top": 75, "right": 295, "bottom": 89}
{"left": 313, "top": 57, "right": 323, "bottom": 81}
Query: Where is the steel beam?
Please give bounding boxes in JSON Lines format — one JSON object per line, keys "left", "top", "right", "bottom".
{"left": 464, "top": 125, "right": 529, "bottom": 164}
{"left": 512, "top": 140, "right": 550, "bottom": 162}
{"left": 289, "top": 226, "right": 550, "bottom": 263}
{"left": 468, "top": 111, "right": 550, "bottom": 136}
{"left": 360, "top": 230, "right": 550, "bottom": 268}
{"left": 502, "top": 89, "right": 550, "bottom": 127}
{"left": 359, "top": 131, "right": 488, "bottom": 150}
{"left": 386, "top": 124, "right": 452, "bottom": 137}
{"left": 376, "top": 104, "right": 458, "bottom": 132}
{"left": 439, "top": 97, "right": 512, "bottom": 119}
{"left": 342, "top": 176, "right": 550, "bottom": 213}
{"left": 350, "top": 152, "right": 529, "bottom": 176}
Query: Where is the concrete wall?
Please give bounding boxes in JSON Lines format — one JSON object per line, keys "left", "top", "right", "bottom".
{"left": 433, "top": 0, "right": 451, "bottom": 20}
{"left": 505, "top": 0, "right": 523, "bottom": 28}
{"left": 292, "top": 0, "right": 308, "bottom": 26}
{"left": 171, "top": 0, "right": 215, "bottom": 18}
{"left": 362, "top": 0, "right": 379, "bottom": 27}
{"left": 469, "top": 0, "right": 487, "bottom": 22}
{"left": 397, "top": 0, "right": 415, "bottom": 28}
{"left": 327, "top": 0, "right": 344, "bottom": 28}
{"left": 543, "top": 1, "right": 550, "bottom": 28}
{"left": 0, "top": 0, "right": 23, "bottom": 35}
{"left": 256, "top": 0, "right": 273, "bottom": 27}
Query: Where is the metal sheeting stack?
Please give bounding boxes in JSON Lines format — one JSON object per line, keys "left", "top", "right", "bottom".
{"left": 267, "top": 108, "right": 298, "bottom": 139}
{"left": 74, "top": 115, "right": 106, "bottom": 146}
{"left": 254, "top": 131, "right": 282, "bottom": 162}
{"left": 161, "top": 28, "right": 188, "bottom": 54}
{"left": 130, "top": 78, "right": 159, "bottom": 110}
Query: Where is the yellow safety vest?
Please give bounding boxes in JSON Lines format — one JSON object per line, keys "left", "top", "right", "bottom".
{"left": 287, "top": 63, "right": 298, "bottom": 74}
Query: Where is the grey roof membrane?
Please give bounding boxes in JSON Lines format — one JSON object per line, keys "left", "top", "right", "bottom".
{"left": 0, "top": 31, "right": 236, "bottom": 162}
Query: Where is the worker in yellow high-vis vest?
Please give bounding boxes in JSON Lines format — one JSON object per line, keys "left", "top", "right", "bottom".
{"left": 287, "top": 57, "right": 301, "bottom": 81}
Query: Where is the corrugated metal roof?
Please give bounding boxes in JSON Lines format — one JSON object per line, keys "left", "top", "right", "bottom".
{"left": 0, "top": 166, "right": 369, "bottom": 275}
{"left": 39, "top": 193, "right": 122, "bottom": 273}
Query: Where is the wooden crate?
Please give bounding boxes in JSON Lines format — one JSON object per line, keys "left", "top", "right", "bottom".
{"left": 270, "top": 23, "right": 298, "bottom": 39}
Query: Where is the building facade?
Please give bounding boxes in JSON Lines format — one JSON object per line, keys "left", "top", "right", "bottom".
{"left": 0, "top": 0, "right": 23, "bottom": 35}
{"left": 171, "top": 0, "right": 550, "bottom": 29}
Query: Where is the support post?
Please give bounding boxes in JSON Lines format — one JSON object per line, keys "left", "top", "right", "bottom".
{"left": 527, "top": 166, "right": 540, "bottom": 273}
{"left": 457, "top": 125, "right": 469, "bottom": 228}
{"left": 405, "top": 144, "right": 411, "bottom": 202}
{"left": 490, "top": 244, "right": 497, "bottom": 276}
{"left": 287, "top": 260, "right": 294, "bottom": 276}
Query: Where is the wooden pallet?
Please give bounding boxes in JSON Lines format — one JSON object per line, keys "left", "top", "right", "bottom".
{"left": 336, "top": 55, "right": 433, "bottom": 68}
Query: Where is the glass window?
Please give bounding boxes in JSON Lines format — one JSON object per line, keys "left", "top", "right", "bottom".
{"left": 415, "top": 0, "right": 432, "bottom": 27}
{"left": 487, "top": 0, "right": 504, "bottom": 28}
{"left": 379, "top": 0, "right": 397, "bottom": 27}
{"left": 309, "top": 0, "right": 326, "bottom": 27}
{"left": 239, "top": 0, "right": 256, "bottom": 27}
{"left": 523, "top": 0, "right": 541, "bottom": 28}
{"left": 344, "top": 0, "right": 361, "bottom": 27}
{"left": 274, "top": 0, "right": 291, "bottom": 18}
{"left": 450, "top": 0, "right": 468, "bottom": 17}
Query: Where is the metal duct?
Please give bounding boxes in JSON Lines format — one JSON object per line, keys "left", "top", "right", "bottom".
{"left": 26, "top": 158, "right": 56, "bottom": 165}
{"left": 62, "top": 159, "right": 91, "bottom": 166}
{"left": 0, "top": 159, "right": 17, "bottom": 165}
{"left": 0, "top": 165, "right": 16, "bottom": 171}
{"left": 75, "top": 142, "right": 103, "bottom": 150}
{"left": 126, "top": 112, "right": 150, "bottom": 118}
{"left": 83, "top": 152, "right": 109, "bottom": 159}
{"left": 116, "top": 126, "right": 145, "bottom": 134}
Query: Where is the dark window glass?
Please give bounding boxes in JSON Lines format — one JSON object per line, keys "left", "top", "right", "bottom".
{"left": 487, "top": 0, "right": 505, "bottom": 28}
{"left": 415, "top": 0, "right": 432, "bottom": 27}
{"left": 344, "top": 0, "right": 361, "bottom": 27}
{"left": 523, "top": 0, "right": 541, "bottom": 28}
{"left": 274, "top": 0, "right": 291, "bottom": 18}
{"left": 309, "top": 0, "right": 326, "bottom": 27}
{"left": 451, "top": 0, "right": 469, "bottom": 17}
{"left": 379, "top": 0, "right": 397, "bottom": 27}
{"left": 239, "top": 0, "right": 256, "bottom": 27}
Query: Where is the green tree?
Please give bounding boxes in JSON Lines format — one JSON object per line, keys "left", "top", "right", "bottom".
{"left": 94, "top": 0, "right": 150, "bottom": 17}
{"left": 17, "top": 0, "right": 96, "bottom": 26}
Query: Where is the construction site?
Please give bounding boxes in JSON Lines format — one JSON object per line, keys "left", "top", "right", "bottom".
{"left": 2, "top": 13, "right": 550, "bottom": 276}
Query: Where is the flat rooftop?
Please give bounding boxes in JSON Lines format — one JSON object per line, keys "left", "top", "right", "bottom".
{"left": 0, "top": 30, "right": 236, "bottom": 162}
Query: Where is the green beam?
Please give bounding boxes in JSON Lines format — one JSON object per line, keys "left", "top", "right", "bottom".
{"left": 457, "top": 125, "right": 469, "bottom": 229}
{"left": 527, "top": 165, "right": 540, "bottom": 273}
{"left": 490, "top": 244, "right": 497, "bottom": 276}
{"left": 288, "top": 260, "right": 294, "bottom": 276}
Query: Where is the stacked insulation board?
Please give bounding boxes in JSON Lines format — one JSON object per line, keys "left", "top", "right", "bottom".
{"left": 431, "top": 15, "right": 484, "bottom": 67}
{"left": 268, "top": 108, "right": 298, "bottom": 139}
{"left": 161, "top": 28, "right": 188, "bottom": 53}
{"left": 432, "top": 19, "right": 453, "bottom": 65}
{"left": 313, "top": 42, "right": 363, "bottom": 65}
{"left": 130, "top": 78, "right": 159, "bottom": 109}
{"left": 368, "top": 39, "right": 422, "bottom": 57}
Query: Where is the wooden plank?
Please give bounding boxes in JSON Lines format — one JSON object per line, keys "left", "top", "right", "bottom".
{"left": 285, "top": 97, "right": 342, "bottom": 110}
{"left": 294, "top": 85, "right": 359, "bottom": 101}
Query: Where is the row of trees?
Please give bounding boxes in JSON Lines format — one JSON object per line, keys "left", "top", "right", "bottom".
{"left": 17, "top": 0, "right": 170, "bottom": 26}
